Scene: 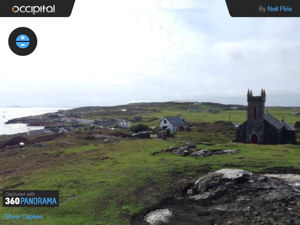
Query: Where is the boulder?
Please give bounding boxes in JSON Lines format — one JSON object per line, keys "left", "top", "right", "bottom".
{"left": 144, "top": 209, "right": 172, "bottom": 225}
{"left": 19, "top": 142, "right": 25, "bottom": 147}
{"left": 190, "top": 169, "right": 252, "bottom": 197}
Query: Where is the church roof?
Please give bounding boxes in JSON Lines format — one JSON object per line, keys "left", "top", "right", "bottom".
{"left": 264, "top": 113, "right": 296, "bottom": 131}
{"left": 283, "top": 123, "right": 296, "bottom": 131}
{"left": 264, "top": 113, "right": 283, "bottom": 129}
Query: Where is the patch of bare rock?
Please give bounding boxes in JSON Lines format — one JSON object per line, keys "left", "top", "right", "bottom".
{"left": 132, "top": 169, "right": 300, "bottom": 225}
{"left": 163, "top": 144, "right": 238, "bottom": 157}
{"left": 144, "top": 209, "right": 173, "bottom": 225}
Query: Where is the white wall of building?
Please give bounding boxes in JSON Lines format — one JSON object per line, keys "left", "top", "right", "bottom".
{"left": 160, "top": 118, "right": 176, "bottom": 133}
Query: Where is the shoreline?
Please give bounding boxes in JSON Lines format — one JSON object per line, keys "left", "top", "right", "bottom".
{"left": 0, "top": 107, "right": 62, "bottom": 136}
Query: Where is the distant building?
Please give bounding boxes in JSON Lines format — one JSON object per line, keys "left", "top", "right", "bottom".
{"left": 117, "top": 119, "right": 131, "bottom": 129}
{"left": 236, "top": 90, "right": 296, "bottom": 144}
{"left": 94, "top": 120, "right": 117, "bottom": 128}
{"left": 160, "top": 116, "right": 189, "bottom": 133}
{"left": 27, "top": 129, "right": 52, "bottom": 136}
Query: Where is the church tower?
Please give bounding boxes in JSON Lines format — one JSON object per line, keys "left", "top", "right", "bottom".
{"left": 246, "top": 89, "right": 266, "bottom": 144}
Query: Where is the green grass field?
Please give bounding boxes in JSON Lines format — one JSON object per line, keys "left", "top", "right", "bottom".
{"left": 0, "top": 104, "right": 300, "bottom": 225}
{"left": 138, "top": 107, "right": 300, "bottom": 127}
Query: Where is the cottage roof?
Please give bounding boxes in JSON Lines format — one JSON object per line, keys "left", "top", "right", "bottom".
{"left": 164, "top": 116, "right": 188, "bottom": 127}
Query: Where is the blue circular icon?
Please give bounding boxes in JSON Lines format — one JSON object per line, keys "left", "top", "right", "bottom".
{"left": 9, "top": 27, "right": 37, "bottom": 56}
{"left": 16, "top": 34, "right": 30, "bottom": 49}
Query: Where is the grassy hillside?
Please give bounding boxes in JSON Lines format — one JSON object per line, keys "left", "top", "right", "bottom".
{"left": 0, "top": 102, "right": 299, "bottom": 225}
{"left": 1, "top": 138, "right": 299, "bottom": 225}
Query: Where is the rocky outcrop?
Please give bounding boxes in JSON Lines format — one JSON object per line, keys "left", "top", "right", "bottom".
{"left": 134, "top": 169, "right": 300, "bottom": 225}
{"left": 166, "top": 145, "right": 197, "bottom": 156}
{"left": 187, "top": 169, "right": 253, "bottom": 200}
{"left": 164, "top": 145, "right": 239, "bottom": 157}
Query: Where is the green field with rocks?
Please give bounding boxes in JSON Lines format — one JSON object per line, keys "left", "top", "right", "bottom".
{"left": 1, "top": 102, "right": 299, "bottom": 225}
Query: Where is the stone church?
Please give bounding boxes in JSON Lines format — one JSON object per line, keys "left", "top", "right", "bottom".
{"left": 236, "top": 89, "right": 296, "bottom": 144}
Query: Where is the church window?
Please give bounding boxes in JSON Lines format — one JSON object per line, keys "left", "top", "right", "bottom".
{"left": 254, "top": 106, "right": 257, "bottom": 120}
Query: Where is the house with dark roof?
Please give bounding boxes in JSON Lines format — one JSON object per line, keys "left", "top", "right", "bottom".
{"left": 160, "top": 116, "right": 189, "bottom": 133}
{"left": 94, "top": 119, "right": 117, "bottom": 128}
{"left": 236, "top": 90, "right": 296, "bottom": 144}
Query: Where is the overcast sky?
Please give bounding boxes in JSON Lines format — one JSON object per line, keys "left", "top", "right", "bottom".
{"left": 0, "top": 0, "right": 300, "bottom": 107}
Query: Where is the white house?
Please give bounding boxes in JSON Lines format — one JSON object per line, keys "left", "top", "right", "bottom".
{"left": 160, "top": 116, "right": 189, "bottom": 133}
{"left": 118, "top": 120, "right": 131, "bottom": 129}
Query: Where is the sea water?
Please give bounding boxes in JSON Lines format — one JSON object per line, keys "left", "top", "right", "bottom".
{"left": 0, "top": 107, "right": 62, "bottom": 136}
